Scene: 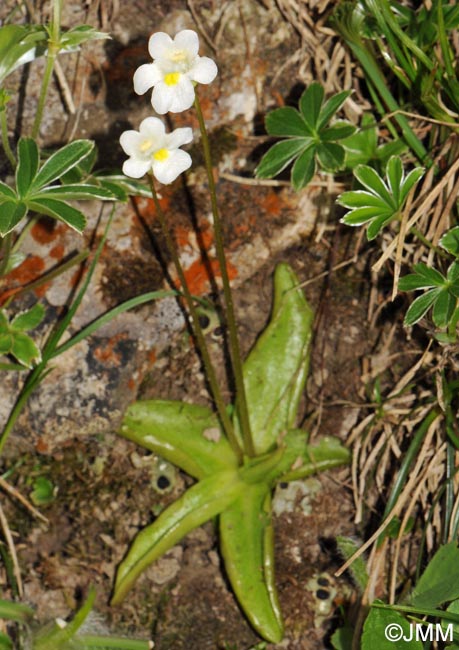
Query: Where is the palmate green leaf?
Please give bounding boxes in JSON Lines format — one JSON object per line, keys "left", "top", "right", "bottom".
{"left": 440, "top": 226, "right": 459, "bottom": 257}
{"left": 0, "top": 182, "right": 16, "bottom": 200}
{"left": 11, "top": 304, "right": 45, "bottom": 331}
{"left": 16, "top": 137, "right": 39, "bottom": 198}
{"left": 316, "top": 142, "right": 345, "bottom": 171}
{"left": 120, "top": 400, "right": 238, "bottom": 479}
{"left": 111, "top": 469, "right": 243, "bottom": 605}
{"left": 386, "top": 155, "right": 403, "bottom": 205}
{"left": 220, "top": 485, "right": 283, "bottom": 644}
{"left": 404, "top": 288, "right": 442, "bottom": 326}
{"left": 411, "top": 542, "right": 459, "bottom": 608}
{"left": 11, "top": 333, "right": 41, "bottom": 368}
{"left": 235, "top": 264, "right": 313, "bottom": 455}
{"left": 432, "top": 289, "right": 456, "bottom": 328}
{"left": 0, "top": 334, "right": 13, "bottom": 355}
{"left": 265, "top": 107, "right": 310, "bottom": 137}
{"left": 291, "top": 146, "right": 316, "bottom": 190}
{"left": 255, "top": 139, "right": 311, "bottom": 179}
{"left": 299, "top": 82, "right": 324, "bottom": 130}
{"left": 30, "top": 140, "right": 95, "bottom": 191}
{"left": 36, "top": 183, "right": 117, "bottom": 201}
{"left": 0, "top": 201, "right": 27, "bottom": 236}
{"left": 447, "top": 261, "right": 459, "bottom": 284}
{"left": 27, "top": 198, "right": 86, "bottom": 232}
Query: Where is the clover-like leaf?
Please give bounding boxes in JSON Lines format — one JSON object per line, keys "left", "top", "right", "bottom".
{"left": 0, "top": 24, "right": 49, "bottom": 84}
{"left": 339, "top": 156, "right": 424, "bottom": 240}
{"left": 256, "top": 83, "right": 355, "bottom": 190}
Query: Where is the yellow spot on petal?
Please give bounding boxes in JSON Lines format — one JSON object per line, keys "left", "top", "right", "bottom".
{"left": 140, "top": 139, "right": 153, "bottom": 152}
{"left": 164, "top": 72, "right": 181, "bottom": 86}
{"left": 153, "top": 148, "right": 169, "bottom": 162}
{"left": 170, "top": 50, "right": 188, "bottom": 63}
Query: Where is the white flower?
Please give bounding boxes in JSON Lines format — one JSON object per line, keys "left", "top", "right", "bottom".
{"left": 120, "top": 117, "right": 193, "bottom": 184}
{"left": 133, "top": 30, "right": 218, "bottom": 114}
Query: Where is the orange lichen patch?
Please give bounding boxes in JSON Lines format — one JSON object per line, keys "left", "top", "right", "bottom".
{"left": 174, "top": 225, "right": 192, "bottom": 248}
{"left": 182, "top": 257, "right": 238, "bottom": 296}
{"left": 93, "top": 333, "right": 128, "bottom": 367}
{"left": 257, "top": 190, "right": 283, "bottom": 216}
{"left": 127, "top": 377, "right": 137, "bottom": 391}
{"left": 199, "top": 224, "right": 214, "bottom": 250}
{"left": 31, "top": 218, "right": 65, "bottom": 244}
{"left": 132, "top": 192, "right": 172, "bottom": 221}
{"left": 7, "top": 255, "right": 46, "bottom": 285}
{"left": 49, "top": 244, "right": 65, "bottom": 260}
{"left": 147, "top": 348, "right": 156, "bottom": 365}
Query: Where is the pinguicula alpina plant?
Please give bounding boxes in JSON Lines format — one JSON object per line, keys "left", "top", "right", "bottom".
{"left": 114, "top": 29, "right": 350, "bottom": 643}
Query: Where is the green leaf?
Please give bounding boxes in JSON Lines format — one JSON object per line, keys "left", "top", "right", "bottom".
{"left": 27, "top": 198, "right": 86, "bottom": 232}
{"left": 16, "top": 137, "right": 39, "bottom": 198}
{"left": 316, "top": 142, "right": 345, "bottom": 171}
{"left": 10, "top": 332, "right": 41, "bottom": 367}
{"left": 235, "top": 264, "right": 313, "bottom": 455}
{"left": 265, "top": 107, "right": 310, "bottom": 137}
{"left": 386, "top": 156, "right": 403, "bottom": 205}
{"left": 59, "top": 25, "right": 110, "bottom": 50}
{"left": 36, "top": 183, "right": 117, "bottom": 201}
{"left": 220, "top": 485, "right": 283, "bottom": 643}
{"left": 31, "top": 140, "right": 95, "bottom": 191}
{"left": 111, "top": 469, "right": 243, "bottom": 605}
{"left": 0, "top": 182, "right": 16, "bottom": 200}
{"left": 338, "top": 190, "right": 387, "bottom": 209}
{"left": 11, "top": 303, "right": 45, "bottom": 331}
{"left": 299, "top": 82, "right": 324, "bottom": 130}
{"left": 331, "top": 624, "right": 354, "bottom": 650}
{"left": 367, "top": 214, "right": 394, "bottom": 240}
{"left": 408, "top": 263, "right": 446, "bottom": 287}
{"left": 411, "top": 542, "right": 459, "bottom": 608}
{"left": 120, "top": 400, "right": 238, "bottom": 479}
{"left": 354, "top": 165, "right": 394, "bottom": 206}
{"left": 404, "top": 288, "right": 442, "bottom": 326}
{"left": 447, "top": 261, "right": 459, "bottom": 283}
{"left": 255, "top": 139, "right": 310, "bottom": 179}
{"left": 0, "top": 201, "right": 27, "bottom": 236}
{"left": 362, "top": 603, "right": 423, "bottom": 649}
{"left": 0, "top": 333, "right": 13, "bottom": 355}
{"left": 321, "top": 121, "right": 356, "bottom": 141}
{"left": 30, "top": 476, "right": 55, "bottom": 505}
{"left": 440, "top": 226, "right": 459, "bottom": 257}
{"left": 317, "top": 90, "right": 352, "bottom": 130}
{"left": 0, "top": 24, "right": 49, "bottom": 84}
{"left": 291, "top": 146, "right": 316, "bottom": 190}
{"left": 0, "top": 632, "right": 12, "bottom": 650}
{"left": 432, "top": 289, "right": 456, "bottom": 328}
{"left": 399, "top": 167, "right": 424, "bottom": 205}
{"left": 341, "top": 206, "right": 391, "bottom": 226}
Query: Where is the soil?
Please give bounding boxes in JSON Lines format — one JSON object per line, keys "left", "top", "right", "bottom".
{"left": 0, "top": 1, "right": 415, "bottom": 648}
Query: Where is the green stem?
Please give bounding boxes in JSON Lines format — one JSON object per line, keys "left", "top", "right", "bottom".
{"left": 31, "top": 0, "right": 62, "bottom": 139}
{"left": 0, "top": 108, "right": 15, "bottom": 169}
{"left": 147, "top": 175, "right": 243, "bottom": 463}
{"left": 194, "top": 93, "right": 255, "bottom": 458}
{"left": 0, "top": 232, "right": 12, "bottom": 277}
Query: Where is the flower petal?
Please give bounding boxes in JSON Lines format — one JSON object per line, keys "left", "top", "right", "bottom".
{"left": 166, "top": 127, "right": 193, "bottom": 149}
{"left": 174, "top": 30, "right": 199, "bottom": 58}
{"left": 119, "top": 131, "right": 144, "bottom": 157}
{"left": 148, "top": 32, "right": 173, "bottom": 59}
{"left": 188, "top": 56, "right": 218, "bottom": 84}
{"left": 133, "top": 63, "right": 162, "bottom": 95}
{"left": 122, "top": 158, "right": 151, "bottom": 179}
{"left": 139, "top": 116, "right": 166, "bottom": 140}
{"left": 153, "top": 149, "right": 191, "bottom": 184}
{"left": 151, "top": 78, "right": 195, "bottom": 114}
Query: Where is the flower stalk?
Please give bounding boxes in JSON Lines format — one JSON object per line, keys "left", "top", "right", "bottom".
{"left": 147, "top": 174, "right": 243, "bottom": 463}
{"left": 194, "top": 93, "right": 255, "bottom": 458}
